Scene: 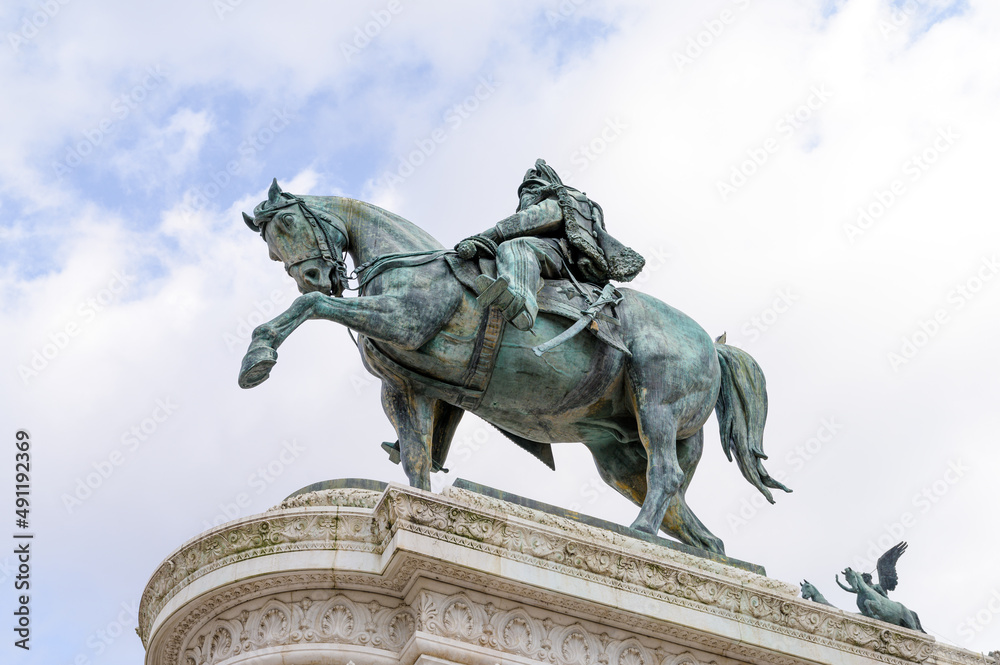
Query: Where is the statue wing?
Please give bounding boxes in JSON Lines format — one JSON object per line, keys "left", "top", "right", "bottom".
{"left": 876, "top": 541, "right": 908, "bottom": 592}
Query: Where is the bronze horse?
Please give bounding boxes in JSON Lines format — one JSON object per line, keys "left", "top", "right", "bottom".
{"left": 238, "top": 180, "right": 789, "bottom": 554}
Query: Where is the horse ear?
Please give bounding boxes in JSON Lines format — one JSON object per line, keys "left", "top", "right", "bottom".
{"left": 267, "top": 178, "right": 282, "bottom": 205}
{"left": 243, "top": 211, "right": 259, "bottom": 232}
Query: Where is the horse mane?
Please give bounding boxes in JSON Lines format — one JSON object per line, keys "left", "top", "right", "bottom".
{"left": 297, "top": 195, "right": 445, "bottom": 256}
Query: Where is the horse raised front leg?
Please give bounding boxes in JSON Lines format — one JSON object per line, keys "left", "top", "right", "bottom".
{"left": 239, "top": 291, "right": 441, "bottom": 389}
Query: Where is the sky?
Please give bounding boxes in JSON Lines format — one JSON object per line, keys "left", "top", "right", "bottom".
{"left": 2, "top": 0, "right": 999, "bottom": 662}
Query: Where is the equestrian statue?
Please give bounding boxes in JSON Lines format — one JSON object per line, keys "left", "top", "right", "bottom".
{"left": 237, "top": 160, "right": 790, "bottom": 555}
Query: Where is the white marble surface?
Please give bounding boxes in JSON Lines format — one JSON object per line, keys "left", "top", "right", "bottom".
{"left": 139, "top": 483, "right": 990, "bottom": 665}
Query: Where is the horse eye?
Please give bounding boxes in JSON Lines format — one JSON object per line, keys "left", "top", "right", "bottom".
{"left": 280, "top": 213, "right": 295, "bottom": 226}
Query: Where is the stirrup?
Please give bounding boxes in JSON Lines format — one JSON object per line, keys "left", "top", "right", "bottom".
{"left": 474, "top": 275, "right": 512, "bottom": 309}
{"left": 508, "top": 308, "right": 534, "bottom": 331}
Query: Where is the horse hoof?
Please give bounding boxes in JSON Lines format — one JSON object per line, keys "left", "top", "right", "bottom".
{"left": 628, "top": 520, "right": 655, "bottom": 536}
{"left": 239, "top": 346, "right": 278, "bottom": 389}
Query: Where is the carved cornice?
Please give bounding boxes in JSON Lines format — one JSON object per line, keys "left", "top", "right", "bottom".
{"left": 141, "top": 483, "right": 972, "bottom": 665}
{"left": 932, "top": 645, "right": 1000, "bottom": 665}
{"left": 140, "top": 506, "right": 383, "bottom": 644}
{"left": 268, "top": 487, "right": 384, "bottom": 512}
{"left": 381, "top": 486, "right": 935, "bottom": 664}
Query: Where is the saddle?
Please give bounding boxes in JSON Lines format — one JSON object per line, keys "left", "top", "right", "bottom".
{"left": 443, "top": 254, "right": 630, "bottom": 356}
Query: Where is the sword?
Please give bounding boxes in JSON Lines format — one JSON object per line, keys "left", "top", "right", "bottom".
{"left": 532, "top": 283, "right": 621, "bottom": 356}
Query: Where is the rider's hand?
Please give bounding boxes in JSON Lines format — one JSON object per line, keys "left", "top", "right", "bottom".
{"left": 455, "top": 237, "right": 480, "bottom": 260}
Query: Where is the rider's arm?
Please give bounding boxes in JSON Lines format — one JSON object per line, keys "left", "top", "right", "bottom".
{"left": 484, "top": 198, "right": 563, "bottom": 243}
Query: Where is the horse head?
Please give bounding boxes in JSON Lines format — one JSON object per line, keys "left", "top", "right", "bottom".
{"left": 843, "top": 567, "right": 863, "bottom": 589}
{"left": 244, "top": 179, "right": 350, "bottom": 296}
{"left": 800, "top": 580, "right": 819, "bottom": 599}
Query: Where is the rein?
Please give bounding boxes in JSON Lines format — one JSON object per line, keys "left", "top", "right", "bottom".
{"left": 348, "top": 232, "right": 502, "bottom": 292}
{"left": 349, "top": 249, "right": 456, "bottom": 292}
{"left": 269, "top": 197, "right": 457, "bottom": 295}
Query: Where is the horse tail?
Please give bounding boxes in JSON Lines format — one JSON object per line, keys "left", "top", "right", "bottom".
{"left": 714, "top": 341, "right": 791, "bottom": 503}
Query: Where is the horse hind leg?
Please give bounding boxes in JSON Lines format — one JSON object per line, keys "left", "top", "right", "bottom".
{"left": 626, "top": 386, "right": 683, "bottom": 537}
{"left": 381, "top": 382, "right": 459, "bottom": 491}
{"left": 660, "top": 429, "right": 725, "bottom": 554}
{"left": 587, "top": 429, "right": 724, "bottom": 554}
{"left": 586, "top": 437, "right": 649, "bottom": 511}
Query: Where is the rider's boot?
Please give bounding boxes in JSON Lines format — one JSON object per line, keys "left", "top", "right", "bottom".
{"left": 496, "top": 238, "right": 543, "bottom": 330}
{"left": 506, "top": 288, "right": 537, "bottom": 331}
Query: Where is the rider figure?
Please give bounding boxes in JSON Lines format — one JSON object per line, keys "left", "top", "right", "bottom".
{"left": 456, "top": 159, "right": 645, "bottom": 330}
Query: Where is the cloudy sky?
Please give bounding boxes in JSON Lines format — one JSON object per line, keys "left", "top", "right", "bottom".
{"left": 2, "top": 0, "right": 999, "bottom": 662}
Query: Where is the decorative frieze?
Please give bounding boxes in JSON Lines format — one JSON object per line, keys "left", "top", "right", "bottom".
{"left": 183, "top": 587, "right": 729, "bottom": 665}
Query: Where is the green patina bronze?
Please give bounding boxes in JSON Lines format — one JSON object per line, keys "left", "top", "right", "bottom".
{"left": 836, "top": 542, "right": 926, "bottom": 632}
{"left": 802, "top": 542, "right": 926, "bottom": 632}
{"left": 237, "top": 165, "right": 790, "bottom": 555}
{"left": 837, "top": 567, "right": 925, "bottom": 632}
{"left": 800, "top": 580, "right": 834, "bottom": 606}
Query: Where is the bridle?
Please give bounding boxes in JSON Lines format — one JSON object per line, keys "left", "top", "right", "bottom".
{"left": 253, "top": 194, "right": 350, "bottom": 295}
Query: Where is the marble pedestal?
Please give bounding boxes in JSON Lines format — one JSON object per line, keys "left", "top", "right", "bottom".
{"left": 139, "top": 480, "right": 986, "bottom": 665}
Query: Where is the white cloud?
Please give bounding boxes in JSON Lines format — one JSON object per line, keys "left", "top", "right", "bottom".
{"left": 3, "top": 0, "right": 1000, "bottom": 661}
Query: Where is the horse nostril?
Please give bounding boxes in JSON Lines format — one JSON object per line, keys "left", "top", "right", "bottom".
{"left": 304, "top": 268, "right": 320, "bottom": 282}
